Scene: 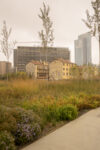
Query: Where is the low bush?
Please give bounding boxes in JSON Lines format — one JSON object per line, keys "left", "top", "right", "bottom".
{"left": 11, "top": 107, "right": 42, "bottom": 145}
{"left": 77, "top": 95, "right": 100, "bottom": 110}
{"left": 0, "top": 105, "right": 17, "bottom": 133}
{"left": 0, "top": 131, "right": 16, "bottom": 150}
{"left": 15, "top": 123, "right": 41, "bottom": 145}
{"left": 91, "top": 95, "right": 100, "bottom": 101}
{"left": 59, "top": 104, "right": 78, "bottom": 120}
{"left": 0, "top": 106, "right": 42, "bottom": 146}
{"left": 11, "top": 107, "right": 41, "bottom": 125}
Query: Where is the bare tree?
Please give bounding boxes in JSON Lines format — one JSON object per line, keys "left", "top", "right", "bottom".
{"left": 38, "top": 2, "right": 54, "bottom": 62}
{"left": 0, "top": 20, "right": 16, "bottom": 62}
{"left": 82, "top": 0, "right": 100, "bottom": 65}
{"left": 0, "top": 21, "right": 16, "bottom": 80}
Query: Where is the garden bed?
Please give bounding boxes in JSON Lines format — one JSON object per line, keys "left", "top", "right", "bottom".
{"left": 0, "top": 79, "right": 100, "bottom": 150}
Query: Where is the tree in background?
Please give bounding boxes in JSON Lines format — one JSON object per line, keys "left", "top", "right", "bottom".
{"left": 82, "top": 65, "right": 95, "bottom": 79}
{"left": 70, "top": 65, "right": 99, "bottom": 80}
{"left": 0, "top": 21, "right": 16, "bottom": 62}
{"left": 0, "top": 21, "right": 16, "bottom": 80}
{"left": 70, "top": 66, "right": 81, "bottom": 79}
{"left": 38, "top": 2, "right": 54, "bottom": 62}
{"left": 82, "top": 0, "right": 100, "bottom": 65}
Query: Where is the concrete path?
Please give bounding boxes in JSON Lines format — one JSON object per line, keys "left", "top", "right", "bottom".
{"left": 22, "top": 108, "right": 100, "bottom": 150}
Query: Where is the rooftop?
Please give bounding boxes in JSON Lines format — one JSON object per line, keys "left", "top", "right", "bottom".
{"left": 55, "top": 59, "right": 75, "bottom": 64}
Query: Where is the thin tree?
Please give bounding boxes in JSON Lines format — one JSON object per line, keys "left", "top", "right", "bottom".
{"left": 82, "top": 0, "right": 100, "bottom": 65}
{"left": 0, "top": 20, "right": 16, "bottom": 79}
{"left": 1, "top": 20, "right": 16, "bottom": 62}
{"left": 38, "top": 2, "right": 54, "bottom": 62}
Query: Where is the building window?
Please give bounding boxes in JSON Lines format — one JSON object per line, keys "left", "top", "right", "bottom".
{"left": 66, "top": 73, "right": 68, "bottom": 76}
{"left": 63, "top": 68, "right": 65, "bottom": 70}
{"left": 63, "top": 73, "right": 65, "bottom": 75}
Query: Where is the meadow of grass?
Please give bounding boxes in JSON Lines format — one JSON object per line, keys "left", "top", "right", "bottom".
{"left": 0, "top": 79, "right": 100, "bottom": 149}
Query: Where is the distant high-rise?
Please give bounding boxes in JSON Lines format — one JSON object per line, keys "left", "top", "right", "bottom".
{"left": 75, "top": 32, "right": 92, "bottom": 66}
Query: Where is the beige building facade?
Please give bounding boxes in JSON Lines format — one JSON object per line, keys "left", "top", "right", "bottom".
{"left": 26, "top": 60, "right": 49, "bottom": 79}
{"left": 49, "top": 60, "right": 63, "bottom": 80}
{"left": 0, "top": 61, "right": 12, "bottom": 75}
{"left": 49, "top": 59, "right": 75, "bottom": 80}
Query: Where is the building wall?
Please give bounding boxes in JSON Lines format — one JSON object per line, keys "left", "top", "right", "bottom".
{"left": 75, "top": 32, "right": 91, "bottom": 66}
{"left": 14, "top": 47, "right": 70, "bottom": 72}
{"left": 26, "top": 61, "right": 49, "bottom": 79}
{"left": 0, "top": 61, "right": 11, "bottom": 75}
{"left": 49, "top": 60, "right": 75, "bottom": 80}
{"left": 26, "top": 63, "right": 37, "bottom": 78}
{"left": 37, "top": 65, "right": 49, "bottom": 79}
{"left": 49, "top": 60, "right": 63, "bottom": 80}
{"left": 62, "top": 63, "right": 74, "bottom": 79}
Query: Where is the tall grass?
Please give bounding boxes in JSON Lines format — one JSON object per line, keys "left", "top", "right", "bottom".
{"left": 0, "top": 79, "right": 100, "bottom": 107}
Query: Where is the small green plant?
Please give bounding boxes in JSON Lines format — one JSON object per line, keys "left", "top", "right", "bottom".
{"left": 0, "top": 131, "right": 16, "bottom": 150}
{"left": 59, "top": 104, "right": 78, "bottom": 120}
{"left": 44, "top": 105, "right": 60, "bottom": 122}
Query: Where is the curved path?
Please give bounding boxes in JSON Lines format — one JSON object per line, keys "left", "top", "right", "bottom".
{"left": 22, "top": 108, "right": 100, "bottom": 150}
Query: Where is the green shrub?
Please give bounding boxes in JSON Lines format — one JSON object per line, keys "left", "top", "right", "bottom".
{"left": 0, "top": 105, "right": 17, "bottom": 133}
{"left": 0, "top": 131, "right": 16, "bottom": 150}
{"left": 43, "top": 105, "right": 60, "bottom": 122}
{"left": 22, "top": 103, "right": 60, "bottom": 124}
{"left": 59, "top": 104, "right": 78, "bottom": 120}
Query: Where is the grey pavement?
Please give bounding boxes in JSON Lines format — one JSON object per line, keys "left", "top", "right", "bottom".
{"left": 22, "top": 108, "right": 100, "bottom": 150}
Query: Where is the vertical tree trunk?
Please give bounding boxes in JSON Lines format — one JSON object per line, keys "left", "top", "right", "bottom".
{"left": 46, "top": 48, "right": 47, "bottom": 62}
{"left": 99, "top": 35, "right": 100, "bottom": 66}
{"left": 45, "top": 47, "right": 47, "bottom": 62}
{"left": 7, "top": 61, "right": 9, "bottom": 81}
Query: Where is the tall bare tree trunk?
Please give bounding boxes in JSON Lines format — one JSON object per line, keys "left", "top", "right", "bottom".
{"left": 45, "top": 48, "right": 47, "bottom": 62}
{"left": 99, "top": 35, "right": 100, "bottom": 66}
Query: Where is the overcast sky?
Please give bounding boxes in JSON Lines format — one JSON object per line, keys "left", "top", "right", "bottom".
{"left": 0, "top": 0, "right": 99, "bottom": 64}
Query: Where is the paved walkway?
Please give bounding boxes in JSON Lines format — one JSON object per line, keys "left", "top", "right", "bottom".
{"left": 22, "top": 108, "right": 100, "bottom": 150}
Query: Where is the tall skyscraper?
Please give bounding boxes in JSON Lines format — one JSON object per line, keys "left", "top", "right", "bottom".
{"left": 75, "top": 32, "right": 92, "bottom": 66}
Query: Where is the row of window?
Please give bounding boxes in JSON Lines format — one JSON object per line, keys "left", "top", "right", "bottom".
{"left": 63, "top": 73, "right": 71, "bottom": 76}
{"left": 63, "top": 64, "right": 70, "bottom": 66}
{"left": 63, "top": 68, "right": 69, "bottom": 71}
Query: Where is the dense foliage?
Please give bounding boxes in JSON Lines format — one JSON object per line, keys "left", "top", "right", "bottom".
{"left": 0, "top": 131, "right": 16, "bottom": 150}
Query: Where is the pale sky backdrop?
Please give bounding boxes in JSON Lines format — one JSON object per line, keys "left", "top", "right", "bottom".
{"left": 0, "top": 0, "right": 99, "bottom": 64}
